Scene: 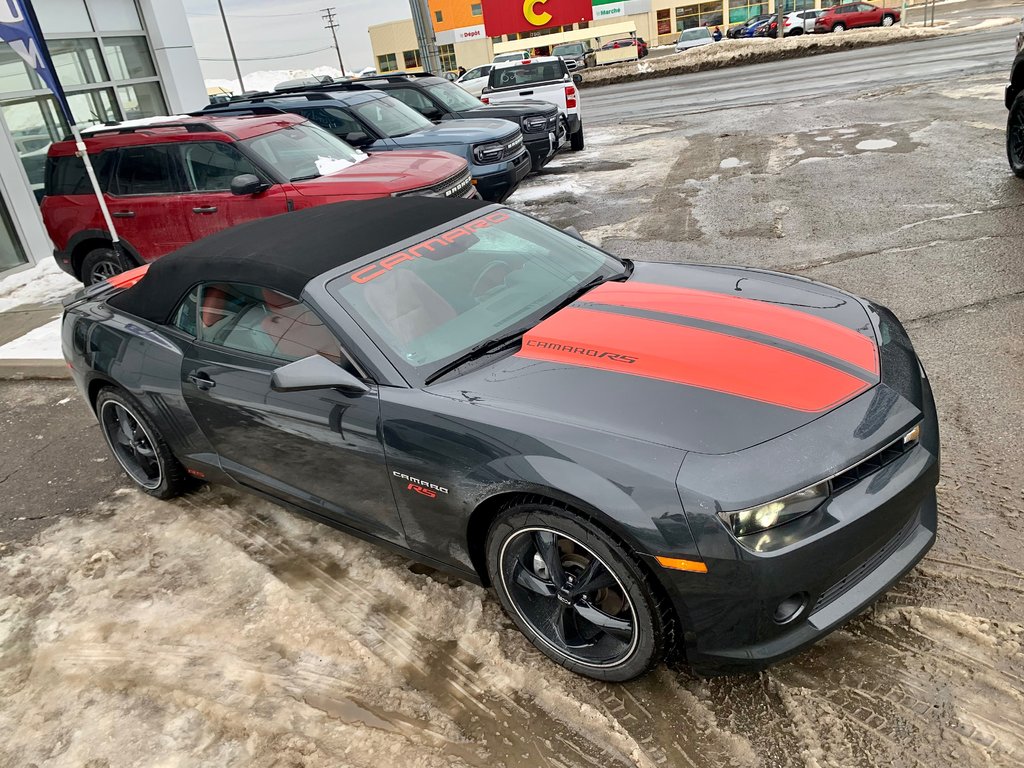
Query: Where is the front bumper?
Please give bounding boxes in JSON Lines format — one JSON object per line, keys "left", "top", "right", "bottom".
{"left": 660, "top": 375, "right": 940, "bottom": 674}
{"left": 473, "top": 148, "right": 532, "bottom": 202}
{"left": 524, "top": 124, "right": 566, "bottom": 169}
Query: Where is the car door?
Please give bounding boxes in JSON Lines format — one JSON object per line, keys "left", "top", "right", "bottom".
{"left": 177, "top": 282, "right": 405, "bottom": 544}
{"left": 105, "top": 144, "right": 192, "bottom": 259}
{"left": 856, "top": 3, "right": 881, "bottom": 27}
{"left": 177, "top": 140, "right": 291, "bottom": 242}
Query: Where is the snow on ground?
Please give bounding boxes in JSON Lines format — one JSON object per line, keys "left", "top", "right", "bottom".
{"left": 856, "top": 138, "right": 898, "bottom": 150}
{"left": 0, "top": 259, "right": 79, "bottom": 313}
{"left": 511, "top": 176, "right": 589, "bottom": 203}
{"left": 0, "top": 317, "right": 61, "bottom": 359}
{"left": 206, "top": 65, "right": 370, "bottom": 96}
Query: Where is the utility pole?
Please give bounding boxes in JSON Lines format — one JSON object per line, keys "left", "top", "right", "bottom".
{"left": 409, "top": 0, "right": 443, "bottom": 75}
{"left": 216, "top": 0, "right": 245, "bottom": 93}
{"left": 321, "top": 7, "right": 345, "bottom": 74}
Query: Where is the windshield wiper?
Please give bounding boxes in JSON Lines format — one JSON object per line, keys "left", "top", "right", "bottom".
{"left": 290, "top": 172, "right": 321, "bottom": 181}
{"left": 539, "top": 260, "right": 633, "bottom": 321}
{"left": 424, "top": 327, "right": 529, "bottom": 386}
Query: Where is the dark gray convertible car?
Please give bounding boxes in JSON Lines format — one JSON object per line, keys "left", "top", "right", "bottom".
{"left": 62, "top": 198, "right": 939, "bottom": 681}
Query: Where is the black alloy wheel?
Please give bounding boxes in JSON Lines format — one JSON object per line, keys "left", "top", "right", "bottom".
{"left": 487, "top": 504, "right": 672, "bottom": 681}
{"left": 1008, "top": 92, "right": 1024, "bottom": 179}
{"left": 96, "top": 388, "right": 190, "bottom": 499}
{"left": 81, "top": 247, "right": 124, "bottom": 285}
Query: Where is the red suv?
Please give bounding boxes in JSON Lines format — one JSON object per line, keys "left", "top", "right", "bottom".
{"left": 43, "top": 114, "right": 473, "bottom": 284}
{"left": 814, "top": 3, "right": 900, "bottom": 33}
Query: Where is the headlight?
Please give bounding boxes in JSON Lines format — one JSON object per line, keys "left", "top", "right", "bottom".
{"left": 719, "top": 481, "right": 829, "bottom": 537}
{"left": 473, "top": 141, "right": 504, "bottom": 163}
{"left": 522, "top": 115, "right": 548, "bottom": 132}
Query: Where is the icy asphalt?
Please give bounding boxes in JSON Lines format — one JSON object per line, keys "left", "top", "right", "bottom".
{"left": 2, "top": 23, "right": 1024, "bottom": 768}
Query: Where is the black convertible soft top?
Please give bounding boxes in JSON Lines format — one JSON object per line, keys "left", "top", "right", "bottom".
{"left": 109, "top": 196, "right": 490, "bottom": 324}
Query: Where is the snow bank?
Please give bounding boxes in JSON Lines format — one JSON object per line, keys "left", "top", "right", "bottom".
{"left": 0, "top": 316, "right": 61, "bottom": 359}
{"left": 0, "top": 259, "right": 78, "bottom": 313}
{"left": 207, "top": 65, "right": 372, "bottom": 96}
{"left": 581, "top": 26, "right": 949, "bottom": 87}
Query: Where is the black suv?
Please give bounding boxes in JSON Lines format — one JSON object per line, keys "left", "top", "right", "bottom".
{"left": 274, "top": 73, "right": 564, "bottom": 172}
{"left": 1006, "top": 18, "right": 1024, "bottom": 178}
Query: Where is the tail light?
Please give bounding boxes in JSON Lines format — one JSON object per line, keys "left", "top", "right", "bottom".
{"left": 565, "top": 85, "right": 577, "bottom": 109}
{"left": 481, "top": 96, "right": 490, "bottom": 104}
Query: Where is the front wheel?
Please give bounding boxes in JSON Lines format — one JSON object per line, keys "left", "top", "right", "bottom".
{"left": 570, "top": 124, "right": 585, "bottom": 151}
{"left": 486, "top": 503, "right": 673, "bottom": 681}
{"left": 1008, "top": 92, "right": 1024, "bottom": 179}
{"left": 832, "top": 22, "right": 846, "bottom": 33}
{"left": 881, "top": 14, "right": 894, "bottom": 27}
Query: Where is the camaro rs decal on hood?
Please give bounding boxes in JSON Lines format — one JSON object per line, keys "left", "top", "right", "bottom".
{"left": 518, "top": 283, "right": 879, "bottom": 413}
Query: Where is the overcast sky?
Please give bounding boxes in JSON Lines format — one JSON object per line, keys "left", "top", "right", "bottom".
{"left": 183, "top": 0, "right": 413, "bottom": 80}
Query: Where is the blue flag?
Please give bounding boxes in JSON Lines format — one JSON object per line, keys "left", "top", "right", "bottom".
{"left": 0, "top": 0, "right": 74, "bottom": 125}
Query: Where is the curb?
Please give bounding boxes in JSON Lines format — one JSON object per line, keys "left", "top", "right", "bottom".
{"left": 0, "top": 359, "right": 71, "bottom": 381}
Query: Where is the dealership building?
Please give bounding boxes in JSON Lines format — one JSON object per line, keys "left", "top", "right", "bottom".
{"left": 369, "top": 0, "right": 820, "bottom": 75}
{"left": 0, "top": 0, "right": 205, "bottom": 276}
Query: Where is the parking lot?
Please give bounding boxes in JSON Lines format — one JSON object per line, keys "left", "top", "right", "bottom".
{"left": 2, "top": 26, "right": 1024, "bottom": 768}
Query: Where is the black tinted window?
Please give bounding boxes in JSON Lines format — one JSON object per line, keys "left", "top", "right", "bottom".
{"left": 489, "top": 61, "right": 568, "bottom": 89}
{"left": 45, "top": 151, "right": 116, "bottom": 195}
{"left": 388, "top": 87, "right": 441, "bottom": 117}
{"left": 292, "top": 106, "right": 366, "bottom": 139}
{"left": 180, "top": 142, "right": 259, "bottom": 191}
{"left": 111, "top": 144, "right": 183, "bottom": 195}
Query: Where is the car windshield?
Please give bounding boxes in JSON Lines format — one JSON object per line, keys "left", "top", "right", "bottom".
{"left": 679, "top": 29, "right": 710, "bottom": 41}
{"left": 242, "top": 122, "right": 366, "bottom": 181}
{"left": 493, "top": 52, "right": 526, "bottom": 62}
{"left": 552, "top": 43, "right": 584, "bottom": 56}
{"left": 489, "top": 61, "right": 567, "bottom": 89}
{"left": 423, "top": 80, "right": 483, "bottom": 112}
{"left": 351, "top": 96, "right": 432, "bottom": 137}
{"left": 328, "top": 209, "right": 625, "bottom": 381}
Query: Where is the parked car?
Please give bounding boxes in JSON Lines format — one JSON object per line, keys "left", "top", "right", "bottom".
{"left": 727, "top": 14, "right": 771, "bottom": 38}
{"left": 743, "top": 18, "right": 772, "bottom": 37}
{"left": 815, "top": 3, "right": 901, "bottom": 33}
{"left": 483, "top": 57, "right": 585, "bottom": 151}
{"left": 205, "top": 90, "right": 530, "bottom": 203}
{"left": 676, "top": 27, "right": 716, "bottom": 52}
{"left": 277, "top": 73, "right": 564, "bottom": 172}
{"left": 1006, "top": 18, "right": 1024, "bottom": 177}
{"left": 43, "top": 114, "right": 471, "bottom": 284}
{"left": 493, "top": 51, "right": 530, "bottom": 64}
{"left": 784, "top": 9, "right": 824, "bottom": 35}
{"left": 551, "top": 41, "right": 597, "bottom": 70}
{"left": 455, "top": 63, "right": 494, "bottom": 97}
{"left": 599, "top": 37, "right": 649, "bottom": 58}
{"left": 64, "top": 196, "right": 939, "bottom": 682}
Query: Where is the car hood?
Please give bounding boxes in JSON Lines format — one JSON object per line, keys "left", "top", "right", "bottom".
{"left": 459, "top": 101, "right": 558, "bottom": 120}
{"left": 392, "top": 119, "right": 519, "bottom": 149}
{"left": 436, "top": 262, "right": 881, "bottom": 455}
{"left": 290, "top": 150, "right": 466, "bottom": 196}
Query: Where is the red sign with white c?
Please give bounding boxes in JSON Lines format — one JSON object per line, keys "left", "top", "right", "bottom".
{"left": 481, "top": 0, "right": 594, "bottom": 38}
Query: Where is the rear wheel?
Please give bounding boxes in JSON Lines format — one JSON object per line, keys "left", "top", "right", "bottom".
{"left": 881, "top": 14, "right": 894, "bottom": 27}
{"left": 570, "top": 124, "right": 585, "bottom": 151}
{"left": 832, "top": 22, "right": 846, "bottom": 32}
{"left": 486, "top": 502, "right": 672, "bottom": 681}
{"left": 1008, "top": 92, "right": 1024, "bottom": 179}
{"left": 96, "top": 387, "right": 190, "bottom": 499}
{"left": 81, "top": 247, "right": 124, "bottom": 285}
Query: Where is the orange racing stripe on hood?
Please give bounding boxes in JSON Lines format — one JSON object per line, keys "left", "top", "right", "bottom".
{"left": 585, "top": 281, "right": 879, "bottom": 376}
{"left": 517, "top": 306, "right": 872, "bottom": 413}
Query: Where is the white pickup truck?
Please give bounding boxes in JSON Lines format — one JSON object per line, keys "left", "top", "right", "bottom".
{"left": 481, "top": 57, "right": 585, "bottom": 152}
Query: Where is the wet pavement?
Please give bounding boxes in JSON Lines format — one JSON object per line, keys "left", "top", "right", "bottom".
{"left": 2, "top": 44, "right": 1024, "bottom": 768}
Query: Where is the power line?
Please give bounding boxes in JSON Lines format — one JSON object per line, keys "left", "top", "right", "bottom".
{"left": 321, "top": 7, "right": 345, "bottom": 74}
{"left": 199, "top": 46, "right": 333, "bottom": 62}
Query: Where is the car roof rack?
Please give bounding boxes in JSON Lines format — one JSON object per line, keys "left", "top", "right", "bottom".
{"left": 272, "top": 71, "right": 440, "bottom": 94}
{"left": 81, "top": 121, "right": 221, "bottom": 138}
{"left": 191, "top": 104, "right": 289, "bottom": 117}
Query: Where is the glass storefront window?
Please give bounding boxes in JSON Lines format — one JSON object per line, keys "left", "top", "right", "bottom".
{"left": 1, "top": 97, "right": 67, "bottom": 198}
{"left": 88, "top": 0, "right": 144, "bottom": 32}
{"left": 104, "top": 36, "right": 157, "bottom": 80}
{"left": 675, "top": 3, "right": 724, "bottom": 31}
{"left": 728, "top": 0, "right": 769, "bottom": 23}
{"left": 34, "top": 0, "right": 92, "bottom": 35}
{"left": 67, "top": 88, "right": 119, "bottom": 126}
{"left": 49, "top": 38, "right": 108, "bottom": 87}
{"left": 0, "top": 45, "right": 43, "bottom": 93}
{"left": 0, "top": 196, "right": 28, "bottom": 272}
{"left": 117, "top": 81, "right": 166, "bottom": 120}
{"left": 439, "top": 44, "right": 457, "bottom": 72}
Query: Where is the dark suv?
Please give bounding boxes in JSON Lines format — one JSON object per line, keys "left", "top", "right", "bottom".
{"left": 274, "top": 73, "right": 565, "bottom": 171}
{"left": 1006, "top": 17, "right": 1024, "bottom": 178}
{"left": 43, "top": 114, "right": 472, "bottom": 284}
{"left": 205, "top": 89, "right": 531, "bottom": 202}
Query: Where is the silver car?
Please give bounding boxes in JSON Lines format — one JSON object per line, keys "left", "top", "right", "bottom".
{"left": 676, "top": 27, "right": 716, "bottom": 52}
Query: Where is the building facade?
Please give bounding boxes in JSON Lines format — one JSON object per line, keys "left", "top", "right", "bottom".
{"left": 0, "top": 0, "right": 205, "bottom": 275}
{"left": 369, "top": 0, "right": 824, "bottom": 76}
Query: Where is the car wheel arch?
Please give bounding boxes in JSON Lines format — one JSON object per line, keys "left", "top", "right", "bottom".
{"left": 87, "top": 375, "right": 119, "bottom": 413}
{"left": 68, "top": 230, "right": 142, "bottom": 280}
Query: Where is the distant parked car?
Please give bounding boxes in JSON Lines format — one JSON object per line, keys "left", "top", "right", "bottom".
{"left": 599, "top": 37, "right": 648, "bottom": 58}
{"left": 455, "top": 64, "right": 494, "bottom": 97}
{"left": 552, "top": 41, "right": 597, "bottom": 70}
{"left": 493, "top": 51, "right": 530, "bottom": 64}
{"left": 727, "top": 14, "right": 771, "bottom": 38}
{"left": 815, "top": 3, "right": 901, "bottom": 33}
{"left": 676, "top": 27, "right": 716, "bottom": 52}
{"left": 784, "top": 9, "right": 824, "bottom": 35}
{"left": 1005, "top": 18, "right": 1024, "bottom": 177}
{"left": 754, "top": 15, "right": 780, "bottom": 37}
{"left": 743, "top": 19, "right": 772, "bottom": 37}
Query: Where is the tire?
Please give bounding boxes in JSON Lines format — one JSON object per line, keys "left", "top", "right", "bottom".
{"left": 81, "top": 247, "right": 125, "bottom": 286}
{"left": 832, "top": 22, "right": 846, "bottom": 33}
{"left": 570, "top": 124, "right": 585, "bottom": 152}
{"left": 881, "top": 14, "right": 894, "bottom": 27}
{"left": 96, "top": 387, "right": 190, "bottom": 499}
{"left": 485, "top": 501, "right": 673, "bottom": 682}
{"left": 1008, "top": 92, "right": 1024, "bottom": 179}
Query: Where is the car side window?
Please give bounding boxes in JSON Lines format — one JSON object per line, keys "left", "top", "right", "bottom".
{"left": 110, "top": 144, "right": 185, "bottom": 196}
{"left": 196, "top": 282, "right": 348, "bottom": 368}
{"left": 388, "top": 87, "right": 441, "bottom": 118}
{"left": 172, "top": 286, "right": 199, "bottom": 336}
{"left": 857, "top": 3, "right": 875, "bottom": 10}
{"left": 180, "top": 142, "right": 261, "bottom": 192}
{"left": 292, "top": 106, "right": 367, "bottom": 140}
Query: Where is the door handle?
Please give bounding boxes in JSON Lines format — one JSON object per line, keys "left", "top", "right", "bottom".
{"left": 192, "top": 206, "right": 218, "bottom": 214}
{"left": 111, "top": 211, "right": 135, "bottom": 218}
{"left": 519, "top": 90, "right": 534, "bottom": 96}
{"left": 188, "top": 372, "right": 216, "bottom": 391}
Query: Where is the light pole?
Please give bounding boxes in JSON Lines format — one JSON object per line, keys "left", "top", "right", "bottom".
{"left": 322, "top": 7, "right": 345, "bottom": 74}
{"left": 216, "top": 0, "right": 245, "bottom": 93}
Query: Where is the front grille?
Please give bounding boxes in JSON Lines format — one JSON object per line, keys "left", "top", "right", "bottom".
{"left": 499, "top": 132, "right": 524, "bottom": 160}
{"left": 401, "top": 168, "right": 472, "bottom": 198}
{"left": 811, "top": 512, "right": 918, "bottom": 615}
{"left": 831, "top": 435, "right": 916, "bottom": 495}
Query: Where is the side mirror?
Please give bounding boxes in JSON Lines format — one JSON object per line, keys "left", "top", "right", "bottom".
{"left": 270, "top": 355, "right": 370, "bottom": 394}
{"left": 572, "top": 73, "right": 583, "bottom": 86}
{"left": 230, "top": 173, "right": 267, "bottom": 196}
{"left": 563, "top": 225, "right": 584, "bottom": 241}
{"left": 344, "top": 131, "right": 373, "bottom": 148}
